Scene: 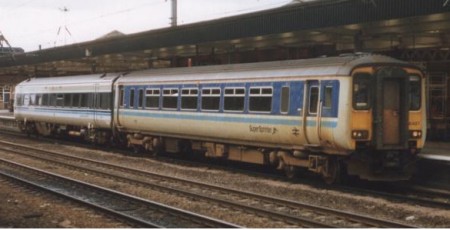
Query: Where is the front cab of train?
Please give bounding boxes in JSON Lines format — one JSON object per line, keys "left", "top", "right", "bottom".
{"left": 346, "top": 65, "right": 426, "bottom": 181}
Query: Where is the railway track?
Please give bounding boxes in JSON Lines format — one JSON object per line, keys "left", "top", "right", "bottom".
{"left": 0, "top": 139, "right": 415, "bottom": 228}
{"left": 0, "top": 158, "right": 239, "bottom": 228}
{"left": 337, "top": 183, "right": 450, "bottom": 211}
{"left": 0, "top": 131, "right": 448, "bottom": 210}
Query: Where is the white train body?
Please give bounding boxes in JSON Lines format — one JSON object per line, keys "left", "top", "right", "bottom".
{"left": 14, "top": 55, "right": 426, "bottom": 182}
{"left": 14, "top": 74, "right": 118, "bottom": 139}
{"left": 114, "top": 60, "right": 352, "bottom": 153}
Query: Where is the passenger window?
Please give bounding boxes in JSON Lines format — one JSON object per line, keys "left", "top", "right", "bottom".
{"left": 15, "top": 94, "right": 22, "bottom": 106}
{"left": 29, "top": 94, "right": 36, "bottom": 106}
{"left": 42, "top": 94, "right": 49, "bottom": 106}
{"left": 224, "top": 88, "right": 245, "bottom": 112}
{"left": 73, "top": 94, "right": 80, "bottom": 107}
{"left": 138, "top": 89, "right": 144, "bottom": 108}
{"left": 56, "top": 94, "right": 64, "bottom": 107}
{"left": 100, "top": 93, "right": 111, "bottom": 110}
{"left": 323, "top": 87, "right": 333, "bottom": 108}
{"left": 181, "top": 88, "right": 198, "bottom": 110}
{"left": 23, "top": 94, "right": 30, "bottom": 106}
{"left": 80, "top": 94, "right": 89, "bottom": 108}
{"left": 201, "top": 88, "right": 220, "bottom": 111}
{"left": 95, "top": 94, "right": 101, "bottom": 109}
{"left": 145, "top": 89, "right": 160, "bottom": 109}
{"left": 88, "top": 94, "right": 94, "bottom": 108}
{"left": 65, "top": 94, "right": 72, "bottom": 107}
{"left": 353, "top": 73, "right": 372, "bottom": 110}
{"left": 129, "top": 89, "right": 135, "bottom": 108}
{"left": 163, "top": 89, "right": 178, "bottom": 109}
{"left": 280, "top": 86, "right": 290, "bottom": 114}
{"left": 49, "top": 94, "right": 57, "bottom": 107}
{"left": 249, "top": 87, "right": 272, "bottom": 112}
{"left": 36, "top": 94, "right": 42, "bottom": 106}
{"left": 409, "top": 75, "right": 421, "bottom": 111}
{"left": 309, "top": 87, "right": 319, "bottom": 114}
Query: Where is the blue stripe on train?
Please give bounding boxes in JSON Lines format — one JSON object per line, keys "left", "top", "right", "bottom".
{"left": 120, "top": 110, "right": 338, "bottom": 128}
{"left": 16, "top": 107, "right": 111, "bottom": 116}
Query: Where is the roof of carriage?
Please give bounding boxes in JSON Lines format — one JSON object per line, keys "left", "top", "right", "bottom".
{"left": 117, "top": 54, "right": 419, "bottom": 84}
{"left": 16, "top": 73, "right": 120, "bottom": 88}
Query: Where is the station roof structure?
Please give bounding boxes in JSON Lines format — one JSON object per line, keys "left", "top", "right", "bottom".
{"left": 0, "top": 0, "right": 450, "bottom": 77}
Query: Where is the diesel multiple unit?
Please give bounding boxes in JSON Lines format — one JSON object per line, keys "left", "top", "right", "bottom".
{"left": 14, "top": 54, "right": 427, "bottom": 183}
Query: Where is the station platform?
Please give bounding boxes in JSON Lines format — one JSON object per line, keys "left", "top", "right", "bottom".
{"left": 0, "top": 109, "right": 14, "bottom": 119}
{"left": 420, "top": 142, "right": 450, "bottom": 162}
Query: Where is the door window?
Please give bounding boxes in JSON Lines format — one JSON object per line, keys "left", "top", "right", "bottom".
{"left": 309, "top": 86, "right": 319, "bottom": 114}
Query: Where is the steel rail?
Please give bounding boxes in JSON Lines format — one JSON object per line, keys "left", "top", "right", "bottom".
{"left": 0, "top": 139, "right": 416, "bottom": 228}
{"left": 0, "top": 158, "right": 240, "bottom": 228}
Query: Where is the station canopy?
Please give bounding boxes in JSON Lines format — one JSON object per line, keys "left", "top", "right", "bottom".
{"left": 0, "top": 0, "right": 449, "bottom": 77}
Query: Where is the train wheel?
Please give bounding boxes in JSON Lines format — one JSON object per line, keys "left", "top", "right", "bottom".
{"left": 151, "top": 138, "right": 164, "bottom": 157}
{"left": 132, "top": 145, "right": 143, "bottom": 154}
{"left": 284, "top": 165, "right": 298, "bottom": 179}
{"left": 322, "top": 158, "right": 342, "bottom": 184}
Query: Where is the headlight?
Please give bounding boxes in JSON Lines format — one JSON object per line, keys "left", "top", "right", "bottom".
{"left": 352, "top": 130, "right": 369, "bottom": 139}
{"left": 409, "top": 130, "right": 422, "bottom": 139}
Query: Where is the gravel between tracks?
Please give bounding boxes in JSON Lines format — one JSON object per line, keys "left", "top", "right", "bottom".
{"left": 0, "top": 175, "right": 130, "bottom": 228}
{"left": 0, "top": 134, "right": 449, "bottom": 228}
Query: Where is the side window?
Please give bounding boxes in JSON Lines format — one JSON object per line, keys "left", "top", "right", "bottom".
{"left": 201, "top": 88, "right": 221, "bottom": 111}
{"left": 323, "top": 86, "right": 333, "bottom": 109}
{"left": 88, "top": 94, "right": 94, "bottom": 108}
{"left": 16, "top": 94, "right": 23, "bottom": 106}
{"left": 80, "top": 94, "right": 89, "bottom": 108}
{"left": 119, "top": 87, "right": 124, "bottom": 107}
{"left": 181, "top": 88, "right": 198, "bottom": 110}
{"left": 280, "top": 86, "right": 290, "bottom": 114}
{"left": 42, "top": 94, "right": 49, "bottom": 106}
{"left": 29, "top": 94, "right": 36, "bottom": 106}
{"left": 309, "top": 87, "right": 319, "bottom": 114}
{"left": 249, "top": 87, "right": 272, "bottom": 112}
{"left": 56, "top": 94, "right": 64, "bottom": 107}
{"left": 162, "top": 88, "right": 178, "bottom": 109}
{"left": 353, "top": 73, "right": 372, "bottom": 110}
{"left": 129, "top": 89, "right": 135, "bottom": 108}
{"left": 95, "top": 94, "right": 101, "bottom": 109}
{"left": 23, "top": 94, "right": 30, "bottom": 106}
{"left": 224, "top": 88, "right": 245, "bottom": 112}
{"left": 65, "top": 94, "right": 72, "bottom": 107}
{"left": 100, "top": 93, "right": 111, "bottom": 110}
{"left": 145, "top": 89, "right": 160, "bottom": 109}
{"left": 138, "top": 89, "right": 144, "bottom": 108}
{"left": 49, "top": 94, "right": 57, "bottom": 107}
{"left": 73, "top": 94, "right": 80, "bottom": 107}
{"left": 36, "top": 94, "right": 42, "bottom": 106}
{"left": 409, "top": 75, "right": 421, "bottom": 111}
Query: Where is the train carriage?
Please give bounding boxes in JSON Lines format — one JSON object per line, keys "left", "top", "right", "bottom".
{"left": 114, "top": 54, "right": 426, "bottom": 183}
{"left": 14, "top": 73, "right": 119, "bottom": 143}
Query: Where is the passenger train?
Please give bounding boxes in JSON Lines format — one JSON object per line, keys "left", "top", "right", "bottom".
{"left": 13, "top": 54, "right": 426, "bottom": 183}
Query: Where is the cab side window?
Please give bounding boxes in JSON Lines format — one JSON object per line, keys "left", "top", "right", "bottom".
{"left": 353, "top": 73, "right": 372, "bottom": 110}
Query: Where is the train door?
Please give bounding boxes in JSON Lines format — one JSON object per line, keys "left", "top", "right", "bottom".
{"left": 115, "top": 85, "right": 123, "bottom": 127}
{"left": 93, "top": 83, "right": 100, "bottom": 127}
{"left": 303, "top": 80, "right": 321, "bottom": 145}
{"left": 374, "top": 67, "right": 409, "bottom": 149}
